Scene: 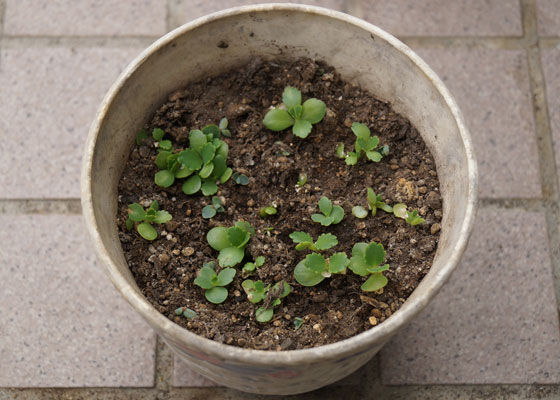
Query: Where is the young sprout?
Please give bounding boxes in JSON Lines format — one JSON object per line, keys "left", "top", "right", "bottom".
{"left": 348, "top": 242, "right": 390, "bottom": 292}
{"left": 219, "top": 117, "right": 231, "bottom": 137}
{"left": 242, "top": 256, "right": 265, "bottom": 278}
{"left": 174, "top": 307, "right": 197, "bottom": 320}
{"left": 294, "top": 252, "right": 349, "bottom": 286}
{"left": 126, "top": 200, "right": 171, "bottom": 241}
{"left": 262, "top": 86, "right": 326, "bottom": 138}
{"left": 311, "top": 196, "right": 344, "bottom": 226}
{"left": 352, "top": 206, "right": 368, "bottom": 219}
{"left": 232, "top": 172, "right": 249, "bottom": 185}
{"left": 393, "top": 204, "right": 425, "bottom": 226}
{"left": 260, "top": 205, "right": 277, "bottom": 218}
{"left": 336, "top": 122, "right": 389, "bottom": 165}
{"left": 294, "top": 317, "right": 304, "bottom": 330}
{"left": 367, "top": 187, "right": 393, "bottom": 216}
{"left": 289, "top": 232, "right": 338, "bottom": 251}
{"left": 202, "top": 196, "right": 225, "bottom": 219}
{"left": 206, "top": 221, "right": 255, "bottom": 267}
{"left": 149, "top": 128, "right": 191, "bottom": 188}
{"left": 194, "top": 261, "right": 236, "bottom": 304}
{"left": 297, "top": 172, "right": 308, "bottom": 187}
{"left": 241, "top": 280, "right": 291, "bottom": 323}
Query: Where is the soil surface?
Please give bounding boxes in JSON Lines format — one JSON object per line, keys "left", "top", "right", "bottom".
{"left": 117, "top": 58, "right": 443, "bottom": 351}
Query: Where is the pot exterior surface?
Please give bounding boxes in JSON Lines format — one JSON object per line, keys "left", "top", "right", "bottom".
{"left": 81, "top": 4, "right": 477, "bottom": 395}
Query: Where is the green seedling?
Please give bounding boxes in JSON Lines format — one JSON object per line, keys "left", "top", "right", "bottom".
{"left": 367, "top": 187, "right": 393, "bottom": 216}
{"left": 202, "top": 196, "right": 225, "bottom": 219}
{"left": 148, "top": 128, "right": 192, "bottom": 188}
{"left": 174, "top": 307, "right": 197, "bottom": 320}
{"left": 311, "top": 196, "right": 344, "bottom": 226}
{"left": 348, "top": 242, "right": 390, "bottom": 292}
{"left": 206, "top": 221, "right": 255, "bottom": 267}
{"left": 262, "top": 86, "right": 326, "bottom": 138}
{"left": 232, "top": 172, "right": 249, "bottom": 185}
{"left": 260, "top": 205, "right": 277, "bottom": 218}
{"left": 289, "top": 231, "right": 338, "bottom": 251}
{"left": 242, "top": 256, "right": 265, "bottom": 278}
{"left": 294, "top": 317, "right": 304, "bottom": 330}
{"left": 219, "top": 117, "right": 232, "bottom": 137}
{"left": 126, "top": 200, "right": 171, "bottom": 241}
{"left": 294, "top": 252, "right": 350, "bottom": 286}
{"left": 194, "top": 261, "right": 236, "bottom": 304}
{"left": 393, "top": 204, "right": 425, "bottom": 226}
{"left": 352, "top": 206, "right": 368, "bottom": 219}
{"left": 297, "top": 172, "right": 308, "bottom": 187}
{"left": 336, "top": 122, "right": 389, "bottom": 165}
{"left": 241, "top": 280, "right": 291, "bottom": 323}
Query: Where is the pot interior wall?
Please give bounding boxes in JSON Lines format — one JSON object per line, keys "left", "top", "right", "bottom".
{"left": 90, "top": 9, "right": 468, "bottom": 303}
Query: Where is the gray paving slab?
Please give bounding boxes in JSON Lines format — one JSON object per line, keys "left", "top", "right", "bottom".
{"left": 357, "top": 0, "right": 522, "bottom": 37}
{"left": 541, "top": 48, "right": 560, "bottom": 188}
{"left": 0, "top": 47, "right": 143, "bottom": 199}
{"left": 0, "top": 215, "right": 156, "bottom": 387}
{"left": 3, "top": 0, "right": 167, "bottom": 36}
{"left": 416, "top": 48, "right": 541, "bottom": 199}
{"left": 380, "top": 209, "right": 560, "bottom": 384}
{"left": 537, "top": 0, "right": 560, "bottom": 37}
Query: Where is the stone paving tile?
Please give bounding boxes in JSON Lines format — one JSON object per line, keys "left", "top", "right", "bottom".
{"left": 0, "top": 215, "right": 156, "bottom": 387}
{"left": 3, "top": 0, "right": 167, "bottom": 36}
{"left": 0, "top": 46, "right": 143, "bottom": 199}
{"left": 168, "top": 0, "right": 346, "bottom": 29}
{"left": 537, "top": 0, "right": 560, "bottom": 37}
{"left": 541, "top": 49, "right": 560, "bottom": 186}
{"left": 380, "top": 209, "right": 560, "bottom": 384}
{"left": 415, "top": 48, "right": 541, "bottom": 199}
{"left": 357, "top": 0, "right": 522, "bottom": 37}
{"left": 173, "top": 354, "right": 376, "bottom": 387}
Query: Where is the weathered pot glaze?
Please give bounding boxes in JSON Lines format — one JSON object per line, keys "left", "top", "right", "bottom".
{"left": 81, "top": 4, "right": 478, "bottom": 395}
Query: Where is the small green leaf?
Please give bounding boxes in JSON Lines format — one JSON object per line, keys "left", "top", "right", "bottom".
{"left": 152, "top": 128, "right": 165, "bottom": 142}
{"left": 149, "top": 200, "right": 159, "bottom": 211}
{"left": 365, "top": 242, "right": 385, "bottom": 267}
{"left": 352, "top": 206, "right": 368, "bottom": 219}
{"left": 182, "top": 175, "right": 201, "bottom": 195}
{"left": 290, "top": 231, "right": 313, "bottom": 244}
{"left": 297, "top": 172, "right": 307, "bottom": 186}
{"left": 355, "top": 138, "right": 368, "bottom": 154}
{"left": 368, "top": 263, "right": 390, "bottom": 274}
{"left": 207, "top": 227, "right": 231, "bottom": 251}
{"left": 211, "top": 154, "right": 227, "bottom": 180}
{"left": 125, "top": 217, "right": 133, "bottom": 230}
{"left": 303, "top": 253, "right": 327, "bottom": 274}
{"left": 292, "top": 119, "right": 313, "bottom": 138}
{"left": 219, "top": 117, "right": 228, "bottom": 130}
{"left": 201, "top": 143, "right": 216, "bottom": 165}
{"left": 216, "top": 268, "right": 236, "bottom": 286}
{"left": 154, "top": 170, "right": 175, "bottom": 188}
{"left": 367, "top": 188, "right": 376, "bottom": 207}
{"left": 178, "top": 149, "right": 203, "bottom": 171}
{"left": 294, "top": 259, "right": 324, "bottom": 286}
{"left": 154, "top": 210, "right": 172, "bottom": 224}
{"left": 263, "top": 109, "right": 295, "bottom": 131}
{"left": 175, "top": 166, "right": 193, "bottom": 178}
{"left": 201, "top": 180, "right": 218, "bottom": 196}
{"left": 155, "top": 151, "right": 171, "bottom": 169}
{"left": 393, "top": 203, "right": 408, "bottom": 219}
{"left": 158, "top": 140, "right": 172, "bottom": 151}
{"left": 330, "top": 205, "right": 344, "bottom": 224}
{"left": 202, "top": 205, "right": 217, "bottom": 219}
{"left": 294, "top": 317, "right": 304, "bottom": 330}
{"left": 361, "top": 273, "right": 388, "bottom": 292}
{"left": 233, "top": 172, "right": 249, "bottom": 185}
{"left": 128, "top": 203, "right": 146, "bottom": 222}
{"left": 199, "top": 162, "right": 214, "bottom": 179}
{"left": 329, "top": 252, "right": 349, "bottom": 274}
{"left": 314, "top": 233, "right": 338, "bottom": 250}
{"left": 282, "top": 86, "right": 302, "bottom": 108}
{"left": 205, "top": 286, "right": 228, "bottom": 304}
{"left": 367, "top": 136, "right": 380, "bottom": 150}
{"left": 212, "top": 196, "right": 222, "bottom": 208}
{"left": 220, "top": 168, "right": 233, "bottom": 183}
{"left": 202, "top": 124, "right": 221, "bottom": 139}
{"left": 295, "top": 242, "right": 313, "bottom": 251}
{"left": 318, "top": 196, "right": 332, "bottom": 216}
{"left": 345, "top": 152, "right": 358, "bottom": 165}
{"left": 216, "top": 140, "right": 228, "bottom": 160}
{"left": 227, "top": 227, "right": 246, "bottom": 247}
{"left": 348, "top": 256, "right": 369, "bottom": 276}
{"left": 256, "top": 307, "right": 274, "bottom": 323}
{"left": 351, "top": 122, "right": 370, "bottom": 140}
{"left": 378, "top": 203, "right": 393, "bottom": 213}
{"left": 183, "top": 308, "right": 197, "bottom": 319}
{"left": 174, "top": 307, "right": 185, "bottom": 316}
{"left": 260, "top": 206, "right": 277, "bottom": 218}
{"left": 136, "top": 129, "right": 148, "bottom": 145}
{"left": 243, "top": 262, "right": 256, "bottom": 273}
{"left": 366, "top": 151, "right": 382, "bottom": 162}
{"left": 352, "top": 242, "right": 368, "bottom": 258}
{"left": 194, "top": 265, "right": 216, "bottom": 289}
{"left": 301, "top": 98, "right": 326, "bottom": 124}
{"left": 137, "top": 222, "right": 157, "bottom": 241}
{"left": 381, "top": 144, "right": 390, "bottom": 156}
{"left": 235, "top": 220, "right": 255, "bottom": 235}
{"left": 311, "top": 214, "right": 334, "bottom": 226}
{"left": 336, "top": 143, "right": 345, "bottom": 158}
{"left": 189, "top": 129, "right": 207, "bottom": 152}
{"left": 255, "top": 256, "right": 265, "bottom": 266}
{"left": 218, "top": 247, "right": 245, "bottom": 267}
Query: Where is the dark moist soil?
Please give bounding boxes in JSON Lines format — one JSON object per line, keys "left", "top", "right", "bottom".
{"left": 117, "top": 58, "right": 443, "bottom": 351}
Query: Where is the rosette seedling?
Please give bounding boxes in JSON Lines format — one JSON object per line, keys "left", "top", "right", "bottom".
{"left": 242, "top": 256, "right": 265, "bottom": 278}
{"left": 126, "top": 200, "right": 171, "bottom": 241}
{"left": 289, "top": 231, "right": 337, "bottom": 251}
{"left": 367, "top": 187, "right": 393, "bottom": 216}
{"left": 262, "top": 86, "right": 326, "bottom": 138}
{"left": 336, "top": 122, "right": 389, "bottom": 165}
{"left": 393, "top": 204, "right": 425, "bottom": 226}
{"left": 348, "top": 242, "right": 390, "bottom": 292}
{"left": 259, "top": 205, "right": 277, "bottom": 218}
{"left": 194, "top": 261, "right": 236, "bottom": 304}
{"left": 174, "top": 307, "right": 197, "bottom": 319}
{"left": 202, "top": 196, "right": 225, "bottom": 219}
{"left": 206, "top": 221, "right": 255, "bottom": 267}
{"left": 241, "top": 280, "right": 291, "bottom": 322}
{"left": 294, "top": 252, "right": 349, "bottom": 286}
{"left": 311, "top": 196, "right": 344, "bottom": 226}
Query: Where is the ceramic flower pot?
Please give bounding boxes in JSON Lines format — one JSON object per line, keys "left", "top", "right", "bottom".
{"left": 81, "top": 4, "right": 478, "bottom": 395}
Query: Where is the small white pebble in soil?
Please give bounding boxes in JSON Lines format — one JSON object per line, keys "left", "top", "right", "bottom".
{"left": 313, "top": 324, "right": 322, "bottom": 332}
{"left": 273, "top": 320, "right": 281, "bottom": 327}
{"left": 171, "top": 197, "right": 176, "bottom": 201}
{"left": 172, "top": 249, "right": 180, "bottom": 256}
{"left": 369, "top": 316, "right": 378, "bottom": 326}
{"left": 166, "top": 234, "right": 173, "bottom": 240}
